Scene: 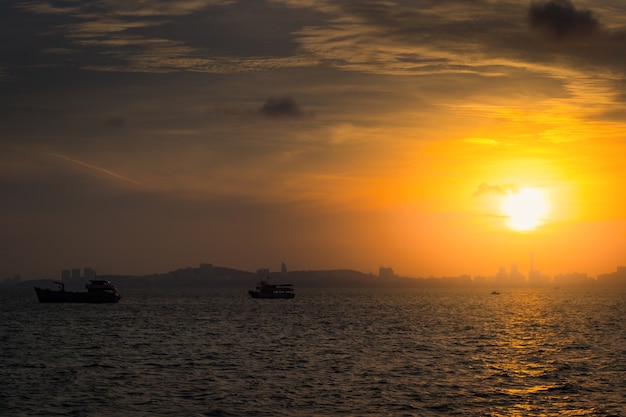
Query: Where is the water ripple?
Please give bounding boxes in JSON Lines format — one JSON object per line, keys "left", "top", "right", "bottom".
{"left": 1, "top": 287, "right": 625, "bottom": 416}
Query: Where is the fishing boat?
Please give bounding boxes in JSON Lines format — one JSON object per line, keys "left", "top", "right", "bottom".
{"left": 34, "top": 280, "right": 121, "bottom": 303}
{"left": 248, "top": 278, "right": 294, "bottom": 299}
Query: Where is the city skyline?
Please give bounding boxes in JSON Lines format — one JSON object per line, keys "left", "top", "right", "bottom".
{"left": 2, "top": 1, "right": 626, "bottom": 280}
{"left": 4, "top": 261, "right": 626, "bottom": 288}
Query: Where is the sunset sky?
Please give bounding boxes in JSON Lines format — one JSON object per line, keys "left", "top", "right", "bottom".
{"left": 2, "top": 0, "right": 626, "bottom": 280}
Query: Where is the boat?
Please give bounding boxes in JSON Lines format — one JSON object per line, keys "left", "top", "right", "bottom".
{"left": 34, "top": 280, "right": 121, "bottom": 303}
{"left": 491, "top": 290, "right": 500, "bottom": 295}
{"left": 248, "top": 278, "right": 294, "bottom": 299}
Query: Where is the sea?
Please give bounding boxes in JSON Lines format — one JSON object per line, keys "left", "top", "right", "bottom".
{"left": 1, "top": 285, "right": 625, "bottom": 416}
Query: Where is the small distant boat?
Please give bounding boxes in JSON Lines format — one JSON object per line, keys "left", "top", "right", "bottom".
{"left": 490, "top": 291, "right": 500, "bottom": 295}
{"left": 248, "top": 278, "right": 294, "bottom": 299}
{"left": 34, "top": 280, "right": 121, "bottom": 303}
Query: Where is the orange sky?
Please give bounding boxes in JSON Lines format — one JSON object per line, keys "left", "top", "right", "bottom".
{"left": 1, "top": 0, "right": 625, "bottom": 280}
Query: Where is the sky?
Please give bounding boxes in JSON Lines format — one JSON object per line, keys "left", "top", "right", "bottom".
{"left": 2, "top": 0, "right": 626, "bottom": 280}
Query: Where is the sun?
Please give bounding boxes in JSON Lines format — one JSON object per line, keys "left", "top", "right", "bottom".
{"left": 500, "top": 188, "right": 551, "bottom": 232}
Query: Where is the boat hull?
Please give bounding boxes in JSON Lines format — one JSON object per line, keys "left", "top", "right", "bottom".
{"left": 34, "top": 287, "right": 121, "bottom": 303}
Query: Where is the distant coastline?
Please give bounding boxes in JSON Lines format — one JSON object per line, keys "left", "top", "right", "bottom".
{"left": 4, "top": 263, "right": 626, "bottom": 290}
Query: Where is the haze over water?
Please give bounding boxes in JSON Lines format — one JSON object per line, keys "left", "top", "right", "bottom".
{"left": 2, "top": 285, "right": 624, "bottom": 416}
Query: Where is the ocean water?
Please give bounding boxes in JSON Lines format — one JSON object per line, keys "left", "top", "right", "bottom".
{"left": 1, "top": 286, "right": 625, "bottom": 416}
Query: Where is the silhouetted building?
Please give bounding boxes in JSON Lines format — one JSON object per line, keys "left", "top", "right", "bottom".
{"left": 281, "top": 262, "right": 287, "bottom": 274}
{"left": 510, "top": 263, "right": 525, "bottom": 284}
{"left": 71, "top": 268, "right": 81, "bottom": 281}
{"left": 3, "top": 274, "right": 21, "bottom": 286}
{"left": 84, "top": 267, "right": 96, "bottom": 280}
{"left": 473, "top": 275, "right": 487, "bottom": 285}
{"left": 442, "top": 275, "right": 472, "bottom": 285}
{"left": 597, "top": 266, "right": 626, "bottom": 287}
{"left": 528, "top": 269, "right": 550, "bottom": 285}
{"left": 379, "top": 266, "right": 396, "bottom": 279}
{"left": 495, "top": 266, "right": 508, "bottom": 284}
{"left": 60, "top": 267, "right": 96, "bottom": 289}
{"left": 554, "top": 272, "right": 593, "bottom": 286}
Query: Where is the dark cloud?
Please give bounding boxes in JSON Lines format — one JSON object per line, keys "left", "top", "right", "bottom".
{"left": 528, "top": 0, "right": 600, "bottom": 41}
{"left": 258, "top": 97, "right": 314, "bottom": 120}
{"left": 474, "top": 183, "right": 518, "bottom": 197}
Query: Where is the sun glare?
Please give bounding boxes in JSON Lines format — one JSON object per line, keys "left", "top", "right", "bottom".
{"left": 500, "top": 188, "right": 550, "bottom": 232}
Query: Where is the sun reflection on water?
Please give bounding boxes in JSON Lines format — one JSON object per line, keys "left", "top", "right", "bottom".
{"left": 481, "top": 291, "right": 597, "bottom": 416}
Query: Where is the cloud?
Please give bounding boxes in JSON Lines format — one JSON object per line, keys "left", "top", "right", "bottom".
{"left": 473, "top": 183, "right": 518, "bottom": 197}
{"left": 528, "top": 0, "right": 600, "bottom": 41}
{"left": 9, "top": 0, "right": 626, "bottom": 121}
{"left": 258, "top": 97, "right": 315, "bottom": 120}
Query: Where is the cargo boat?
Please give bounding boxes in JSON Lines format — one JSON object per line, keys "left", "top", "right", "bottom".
{"left": 248, "top": 279, "right": 294, "bottom": 299}
{"left": 34, "top": 280, "right": 121, "bottom": 303}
